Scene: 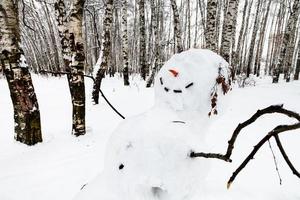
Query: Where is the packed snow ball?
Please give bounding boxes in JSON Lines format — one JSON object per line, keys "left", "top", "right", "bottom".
{"left": 154, "top": 48, "right": 230, "bottom": 112}
{"left": 74, "top": 113, "right": 210, "bottom": 200}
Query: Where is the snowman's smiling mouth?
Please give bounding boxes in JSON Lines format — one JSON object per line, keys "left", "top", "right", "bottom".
{"left": 160, "top": 77, "right": 194, "bottom": 94}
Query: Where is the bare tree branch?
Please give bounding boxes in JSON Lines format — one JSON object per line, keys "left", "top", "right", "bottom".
{"left": 190, "top": 104, "right": 300, "bottom": 188}
{"left": 227, "top": 122, "right": 300, "bottom": 188}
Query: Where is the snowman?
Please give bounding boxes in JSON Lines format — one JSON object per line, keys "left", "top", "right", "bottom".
{"left": 74, "top": 49, "right": 230, "bottom": 200}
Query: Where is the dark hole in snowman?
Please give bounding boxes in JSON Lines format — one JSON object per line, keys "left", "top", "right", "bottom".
{"left": 164, "top": 87, "right": 169, "bottom": 92}
{"left": 160, "top": 77, "right": 163, "bottom": 85}
{"left": 151, "top": 186, "right": 167, "bottom": 198}
{"left": 119, "top": 164, "right": 124, "bottom": 170}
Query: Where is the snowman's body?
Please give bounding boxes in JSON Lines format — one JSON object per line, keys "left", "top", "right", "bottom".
{"left": 74, "top": 49, "right": 229, "bottom": 200}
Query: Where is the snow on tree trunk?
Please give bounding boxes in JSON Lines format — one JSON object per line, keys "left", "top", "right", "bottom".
{"left": 205, "top": 0, "right": 218, "bottom": 52}
{"left": 0, "top": 0, "right": 42, "bottom": 145}
{"left": 220, "top": 0, "right": 240, "bottom": 64}
{"left": 55, "top": 0, "right": 86, "bottom": 136}
{"left": 92, "top": 0, "right": 113, "bottom": 104}
{"left": 274, "top": 0, "right": 300, "bottom": 83}
{"left": 170, "top": 0, "right": 183, "bottom": 53}
{"left": 139, "top": 0, "right": 148, "bottom": 80}
{"left": 121, "top": 0, "right": 130, "bottom": 86}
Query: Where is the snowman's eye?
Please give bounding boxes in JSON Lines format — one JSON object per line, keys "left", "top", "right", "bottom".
{"left": 185, "top": 82, "right": 194, "bottom": 88}
{"left": 164, "top": 87, "right": 169, "bottom": 92}
{"left": 160, "top": 77, "right": 163, "bottom": 85}
{"left": 119, "top": 163, "right": 124, "bottom": 170}
{"left": 173, "top": 89, "right": 182, "bottom": 93}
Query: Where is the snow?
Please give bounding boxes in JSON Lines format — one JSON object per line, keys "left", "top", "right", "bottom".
{"left": 19, "top": 54, "right": 28, "bottom": 68}
{"left": 0, "top": 61, "right": 300, "bottom": 199}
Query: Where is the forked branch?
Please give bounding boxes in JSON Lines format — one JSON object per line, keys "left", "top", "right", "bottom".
{"left": 190, "top": 104, "right": 300, "bottom": 188}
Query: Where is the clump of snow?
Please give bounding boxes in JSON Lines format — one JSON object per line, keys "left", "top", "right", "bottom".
{"left": 19, "top": 54, "right": 28, "bottom": 68}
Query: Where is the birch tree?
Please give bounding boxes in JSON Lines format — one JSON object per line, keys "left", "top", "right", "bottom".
{"left": 121, "top": 0, "right": 130, "bottom": 86}
{"left": 245, "top": 0, "right": 262, "bottom": 77}
{"left": 138, "top": 0, "right": 147, "bottom": 80}
{"left": 205, "top": 0, "right": 218, "bottom": 52}
{"left": 0, "top": 0, "right": 42, "bottom": 145}
{"left": 55, "top": 0, "right": 86, "bottom": 136}
{"left": 170, "top": 0, "right": 183, "bottom": 53}
{"left": 92, "top": 0, "right": 113, "bottom": 104}
{"left": 220, "top": 0, "right": 240, "bottom": 64}
{"left": 294, "top": 42, "right": 300, "bottom": 80}
{"left": 274, "top": 0, "right": 300, "bottom": 82}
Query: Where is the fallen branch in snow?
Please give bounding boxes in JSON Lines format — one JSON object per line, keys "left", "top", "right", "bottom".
{"left": 39, "top": 70, "right": 125, "bottom": 119}
{"left": 190, "top": 104, "right": 300, "bottom": 188}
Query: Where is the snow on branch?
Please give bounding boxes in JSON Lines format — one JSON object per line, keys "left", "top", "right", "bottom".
{"left": 190, "top": 104, "right": 300, "bottom": 188}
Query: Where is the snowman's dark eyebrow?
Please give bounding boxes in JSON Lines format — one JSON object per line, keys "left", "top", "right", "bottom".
{"left": 185, "top": 82, "right": 194, "bottom": 88}
{"left": 160, "top": 77, "right": 163, "bottom": 85}
{"left": 164, "top": 87, "right": 169, "bottom": 92}
{"left": 173, "top": 89, "right": 182, "bottom": 93}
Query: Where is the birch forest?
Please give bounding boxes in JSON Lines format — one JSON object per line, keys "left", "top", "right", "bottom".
{"left": 1, "top": 0, "right": 300, "bottom": 145}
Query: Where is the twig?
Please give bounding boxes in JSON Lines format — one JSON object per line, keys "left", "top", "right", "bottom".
{"left": 274, "top": 135, "right": 300, "bottom": 178}
{"left": 39, "top": 70, "right": 125, "bottom": 119}
{"left": 268, "top": 139, "right": 282, "bottom": 185}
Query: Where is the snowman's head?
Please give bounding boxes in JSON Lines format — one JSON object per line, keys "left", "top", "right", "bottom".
{"left": 103, "top": 117, "right": 210, "bottom": 200}
{"left": 154, "top": 49, "right": 230, "bottom": 114}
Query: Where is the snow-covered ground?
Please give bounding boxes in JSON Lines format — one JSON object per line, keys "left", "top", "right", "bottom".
{"left": 0, "top": 75, "right": 299, "bottom": 200}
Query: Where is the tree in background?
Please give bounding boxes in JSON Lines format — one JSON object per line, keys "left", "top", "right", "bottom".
{"left": 0, "top": 0, "right": 42, "bottom": 145}
{"left": 139, "top": 0, "right": 147, "bottom": 80}
{"left": 55, "top": 0, "right": 86, "bottom": 136}
{"left": 220, "top": 0, "right": 240, "bottom": 64}
{"left": 121, "top": 0, "right": 130, "bottom": 86}
{"left": 170, "top": 0, "right": 183, "bottom": 53}
{"left": 205, "top": 0, "right": 218, "bottom": 52}
{"left": 92, "top": 0, "right": 113, "bottom": 104}
{"left": 273, "top": 0, "right": 300, "bottom": 83}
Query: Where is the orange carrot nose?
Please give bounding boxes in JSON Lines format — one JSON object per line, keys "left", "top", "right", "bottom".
{"left": 169, "top": 69, "right": 179, "bottom": 77}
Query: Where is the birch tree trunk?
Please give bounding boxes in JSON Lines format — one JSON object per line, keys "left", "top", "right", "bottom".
{"left": 0, "top": 0, "right": 42, "bottom": 145}
{"left": 68, "top": 0, "right": 86, "bottom": 136}
{"left": 205, "top": 0, "right": 218, "bottom": 52}
{"left": 220, "top": 0, "right": 240, "bottom": 64}
{"left": 55, "top": 0, "right": 86, "bottom": 136}
{"left": 283, "top": 0, "right": 300, "bottom": 81}
{"left": 92, "top": 0, "right": 113, "bottom": 104}
{"left": 274, "top": 0, "right": 300, "bottom": 82}
{"left": 139, "top": 0, "right": 147, "bottom": 80}
{"left": 246, "top": 0, "right": 262, "bottom": 77}
{"left": 146, "top": 0, "right": 160, "bottom": 87}
{"left": 121, "top": 0, "right": 130, "bottom": 86}
{"left": 254, "top": 0, "right": 272, "bottom": 77}
{"left": 294, "top": 43, "right": 300, "bottom": 80}
{"left": 170, "top": 0, "right": 183, "bottom": 53}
